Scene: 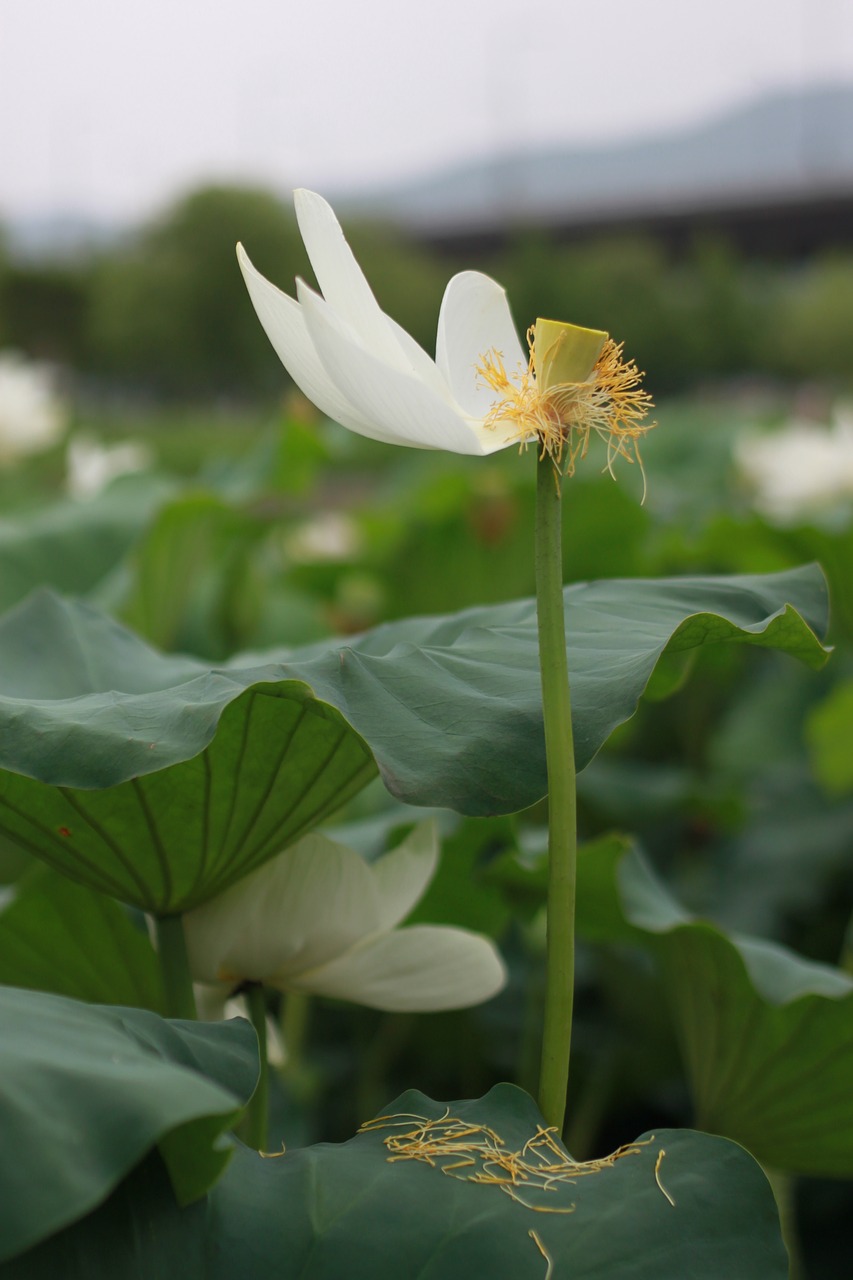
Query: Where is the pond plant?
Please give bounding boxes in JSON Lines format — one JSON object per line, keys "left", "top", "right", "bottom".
{"left": 0, "top": 193, "right": 848, "bottom": 1278}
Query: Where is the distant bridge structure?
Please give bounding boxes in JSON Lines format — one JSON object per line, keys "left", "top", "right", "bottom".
{"left": 350, "top": 85, "right": 853, "bottom": 261}
{"left": 416, "top": 182, "right": 853, "bottom": 261}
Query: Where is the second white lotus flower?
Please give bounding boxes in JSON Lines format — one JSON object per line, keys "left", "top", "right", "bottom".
{"left": 184, "top": 820, "right": 506, "bottom": 1013}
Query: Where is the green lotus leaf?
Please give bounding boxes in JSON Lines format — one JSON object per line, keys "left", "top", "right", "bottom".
{"left": 0, "top": 987, "right": 257, "bottom": 1264}
{"left": 255, "top": 563, "right": 829, "bottom": 814}
{"left": 0, "top": 566, "right": 828, "bottom": 908}
{"left": 0, "top": 475, "right": 174, "bottom": 615}
{"left": 577, "top": 836, "right": 853, "bottom": 1177}
{"left": 0, "top": 592, "right": 376, "bottom": 912}
{"left": 1, "top": 1085, "right": 786, "bottom": 1278}
{"left": 0, "top": 865, "right": 163, "bottom": 1010}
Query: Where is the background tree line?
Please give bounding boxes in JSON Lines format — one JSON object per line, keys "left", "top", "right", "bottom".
{"left": 1, "top": 184, "right": 852, "bottom": 398}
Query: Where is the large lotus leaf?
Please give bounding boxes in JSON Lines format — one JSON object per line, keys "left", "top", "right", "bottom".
{"left": 576, "top": 836, "right": 853, "bottom": 1177}
{"left": 0, "top": 1085, "right": 786, "bottom": 1279}
{"left": 252, "top": 563, "right": 829, "bottom": 813}
{"left": 0, "top": 567, "right": 828, "bottom": 910}
{"left": 0, "top": 475, "right": 174, "bottom": 615}
{"left": 0, "top": 593, "right": 376, "bottom": 912}
{"left": 0, "top": 987, "right": 258, "bottom": 1264}
{"left": 0, "top": 1151, "right": 206, "bottom": 1280}
{"left": 0, "top": 865, "right": 163, "bottom": 1011}
{"left": 117, "top": 491, "right": 264, "bottom": 657}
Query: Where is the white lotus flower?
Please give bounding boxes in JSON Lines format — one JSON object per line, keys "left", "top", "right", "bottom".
{"left": 285, "top": 511, "right": 360, "bottom": 563}
{"left": 736, "top": 406, "right": 853, "bottom": 518}
{"left": 66, "top": 435, "right": 152, "bottom": 498}
{"left": 238, "top": 190, "right": 653, "bottom": 470}
{"left": 0, "top": 350, "right": 65, "bottom": 464}
{"left": 238, "top": 190, "right": 525, "bottom": 455}
{"left": 184, "top": 820, "right": 506, "bottom": 1013}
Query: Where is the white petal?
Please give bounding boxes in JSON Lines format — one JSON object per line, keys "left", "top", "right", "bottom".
{"left": 294, "top": 192, "right": 465, "bottom": 398}
{"left": 371, "top": 820, "right": 439, "bottom": 932}
{"left": 193, "top": 981, "right": 232, "bottom": 1020}
{"left": 237, "top": 245, "right": 401, "bottom": 444}
{"left": 294, "top": 189, "right": 411, "bottom": 373}
{"left": 384, "top": 314, "right": 461, "bottom": 405}
{"left": 436, "top": 271, "right": 527, "bottom": 416}
{"left": 297, "top": 280, "right": 511, "bottom": 455}
{"left": 184, "top": 833, "right": 384, "bottom": 984}
{"left": 287, "top": 925, "right": 507, "bottom": 1012}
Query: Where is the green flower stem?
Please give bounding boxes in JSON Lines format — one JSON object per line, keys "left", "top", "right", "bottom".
{"left": 765, "top": 1169, "right": 803, "bottom": 1280}
{"left": 281, "top": 990, "right": 311, "bottom": 1075}
{"left": 244, "top": 983, "right": 269, "bottom": 1152}
{"left": 155, "top": 913, "right": 197, "bottom": 1021}
{"left": 535, "top": 453, "right": 578, "bottom": 1134}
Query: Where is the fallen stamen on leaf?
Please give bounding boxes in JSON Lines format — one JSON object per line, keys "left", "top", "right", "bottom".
{"left": 504, "top": 1186, "right": 576, "bottom": 1213}
{"left": 359, "top": 1112, "right": 657, "bottom": 1213}
{"left": 655, "top": 1148, "right": 676, "bottom": 1207}
{"left": 258, "top": 1142, "right": 287, "bottom": 1159}
{"left": 529, "top": 1228, "right": 554, "bottom": 1279}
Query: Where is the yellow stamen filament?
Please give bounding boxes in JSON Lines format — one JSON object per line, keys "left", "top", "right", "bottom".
{"left": 476, "top": 327, "right": 655, "bottom": 490}
{"left": 655, "top": 1148, "right": 676, "bottom": 1207}
{"left": 359, "top": 1111, "right": 669, "bottom": 1215}
{"left": 529, "top": 1228, "right": 554, "bottom": 1279}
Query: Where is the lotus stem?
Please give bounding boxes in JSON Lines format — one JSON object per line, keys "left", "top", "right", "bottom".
{"left": 534, "top": 453, "right": 578, "bottom": 1134}
{"left": 281, "top": 990, "right": 311, "bottom": 1077}
{"left": 155, "top": 913, "right": 198, "bottom": 1021}
{"left": 244, "top": 983, "right": 270, "bottom": 1152}
{"left": 765, "top": 1168, "right": 803, "bottom": 1279}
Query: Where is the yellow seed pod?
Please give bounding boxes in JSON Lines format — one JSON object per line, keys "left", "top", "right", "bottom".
{"left": 534, "top": 318, "right": 607, "bottom": 390}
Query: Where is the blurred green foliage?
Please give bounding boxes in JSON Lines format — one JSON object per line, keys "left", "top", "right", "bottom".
{"left": 2, "top": 262, "right": 89, "bottom": 365}
{"left": 0, "top": 397, "right": 852, "bottom": 1271}
{"left": 2, "top": 182, "right": 853, "bottom": 1273}
{"left": 3, "top": 183, "right": 853, "bottom": 396}
{"left": 86, "top": 187, "right": 311, "bottom": 395}
{"left": 772, "top": 254, "right": 853, "bottom": 382}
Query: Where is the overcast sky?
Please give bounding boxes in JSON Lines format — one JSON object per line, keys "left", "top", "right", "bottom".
{"left": 3, "top": 0, "right": 853, "bottom": 222}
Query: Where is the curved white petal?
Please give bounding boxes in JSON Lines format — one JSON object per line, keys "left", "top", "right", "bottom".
{"left": 184, "top": 833, "right": 383, "bottom": 984}
{"left": 371, "top": 820, "right": 439, "bottom": 932}
{"left": 297, "top": 280, "right": 512, "bottom": 455}
{"left": 193, "top": 981, "right": 232, "bottom": 1020}
{"left": 384, "top": 315, "right": 460, "bottom": 405}
{"left": 237, "top": 245, "right": 403, "bottom": 445}
{"left": 436, "top": 271, "right": 527, "bottom": 417}
{"left": 295, "top": 189, "right": 412, "bottom": 373}
{"left": 286, "top": 925, "right": 507, "bottom": 1012}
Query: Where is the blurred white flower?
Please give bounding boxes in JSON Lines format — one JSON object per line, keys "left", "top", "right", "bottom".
{"left": 285, "top": 511, "right": 360, "bottom": 563}
{"left": 66, "top": 435, "right": 153, "bottom": 498}
{"left": 185, "top": 820, "right": 506, "bottom": 1013}
{"left": 736, "top": 406, "right": 853, "bottom": 519}
{"left": 0, "top": 350, "right": 65, "bottom": 464}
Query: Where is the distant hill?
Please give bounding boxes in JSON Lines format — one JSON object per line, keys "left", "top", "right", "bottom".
{"left": 6, "top": 83, "right": 853, "bottom": 257}
{"left": 334, "top": 83, "right": 853, "bottom": 234}
{"left": 3, "top": 213, "right": 126, "bottom": 262}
